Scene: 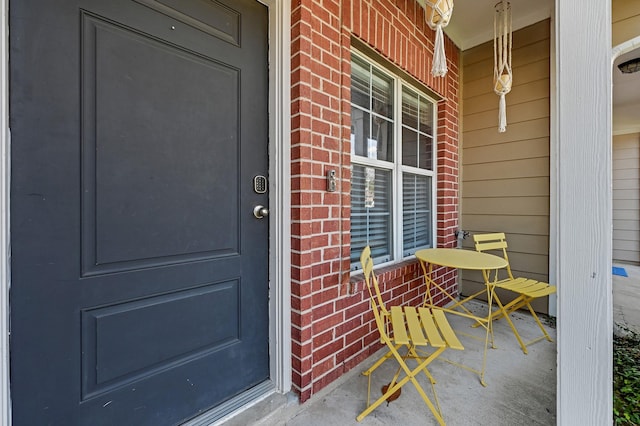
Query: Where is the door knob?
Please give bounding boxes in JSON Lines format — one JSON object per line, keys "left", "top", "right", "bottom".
{"left": 253, "top": 205, "right": 269, "bottom": 219}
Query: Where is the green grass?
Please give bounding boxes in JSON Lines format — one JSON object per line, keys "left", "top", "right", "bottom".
{"left": 614, "top": 330, "right": 640, "bottom": 426}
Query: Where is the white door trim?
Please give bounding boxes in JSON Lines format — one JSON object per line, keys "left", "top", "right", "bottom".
{"left": 0, "top": 0, "right": 291, "bottom": 423}
{"left": 264, "top": 0, "right": 292, "bottom": 394}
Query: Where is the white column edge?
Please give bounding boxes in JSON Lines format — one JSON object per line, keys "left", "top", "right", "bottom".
{"left": 0, "top": 0, "right": 10, "bottom": 423}
{"left": 548, "top": 10, "right": 557, "bottom": 318}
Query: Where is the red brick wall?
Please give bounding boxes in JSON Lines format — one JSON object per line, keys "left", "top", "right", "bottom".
{"left": 290, "top": 0, "right": 460, "bottom": 402}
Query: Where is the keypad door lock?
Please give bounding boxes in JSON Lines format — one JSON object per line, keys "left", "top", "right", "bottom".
{"left": 253, "top": 175, "right": 267, "bottom": 194}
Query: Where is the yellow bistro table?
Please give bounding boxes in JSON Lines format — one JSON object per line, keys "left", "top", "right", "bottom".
{"left": 415, "top": 248, "right": 508, "bottom": 386}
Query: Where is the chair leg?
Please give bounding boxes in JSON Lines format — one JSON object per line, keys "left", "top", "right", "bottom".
{"left": 357, "top": 372, "right": 444, "bottom": 425}
{"left": 493, "top": 294, "right": 528, "bottom": 354}
{"left": 487, "top": 296, "right": 526, "bottom": 322}
{"left": 357, "top": 345, "right": 447, "bottom": 425}
{"left": 407, "top": 346, "right": 437, "bottom": 384}
{"left": 406, "top": 347, "right": 443, "bottom": 418}
{"left": 361, "top": 343, "right": 403, "bottom": 377}
{"left": 525, "top": 302, "right": 554, "bottom": 343}
{"left": 492, "top": 296, "right": 554, "bottom": 354}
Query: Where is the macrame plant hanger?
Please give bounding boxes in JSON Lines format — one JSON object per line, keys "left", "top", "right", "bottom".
{"left": 494, "top": 0, "right": 512, "bottom": 132}
{"left": 418, "top": 0, "right": 454, "bottom": 77}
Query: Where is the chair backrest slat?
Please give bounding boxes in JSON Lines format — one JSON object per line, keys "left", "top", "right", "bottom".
{"left": 473, "top": 232, "right": 506, "bottom": 242}
{"left": 473, "top": 232, "right": 514, "bottom": 280}
{"left": 360, "top": 246, "right": 388, "bottom": 317}
{"left": 360, "top": 245, "right": 393, "bottom": 344}
{"left": 475, "top": 240, "right": 507, "bottom": 251}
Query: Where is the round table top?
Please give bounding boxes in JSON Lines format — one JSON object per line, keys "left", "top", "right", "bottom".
{"left": 415, "top": 248, "right": 508, "bottom": 270}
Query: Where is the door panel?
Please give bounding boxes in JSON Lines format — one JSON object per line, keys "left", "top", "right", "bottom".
{"left": 81, "top": 280, "right": 240, "bottom": 399}
{"left": 10, "top": 0, "right": 269, "bottom": 425}
{"left": 83, "top": 13, "right": 240, "bottom": 272}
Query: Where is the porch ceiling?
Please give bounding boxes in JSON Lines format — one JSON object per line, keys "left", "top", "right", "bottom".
{"left": 445, "top": 0, "right": 553, "bottom": 51}
{"left": 447, "top": 0, "right": 640, "bottom": 136}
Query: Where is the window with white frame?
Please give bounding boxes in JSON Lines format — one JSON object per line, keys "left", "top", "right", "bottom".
{"left": 350, "top": 52, "right": 436, "bottom": 269}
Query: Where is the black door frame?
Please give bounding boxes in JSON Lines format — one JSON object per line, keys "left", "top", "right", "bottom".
{"left": 0, "top": 0, "right": 291, "bottom": 423}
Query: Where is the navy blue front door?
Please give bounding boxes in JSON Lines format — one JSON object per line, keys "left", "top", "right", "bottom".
{"left": 10, "top": 0, "right": 270, "bottom": 424}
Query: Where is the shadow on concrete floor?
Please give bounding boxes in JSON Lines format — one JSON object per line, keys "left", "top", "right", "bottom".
{"left": 218, "top": 262, "right": 640, "bottom": 425}
{"left": 222, "top": 301, "right": 557, "bottom": 426}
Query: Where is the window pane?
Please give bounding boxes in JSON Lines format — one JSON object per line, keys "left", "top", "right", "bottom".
{"left": 350, "top": 54, "right": 394, "bottom": 162}
{"left": 351, "top": 165, "right": 393, "bottom": 268}
{"left": 372, "top": 68, "right": 393, "bottom": 120}
{"left": 351, "top": 108, "right": 370, "bottom": 157}
{"left": 351, "top": 109, "right": 394, "bottom": 161}
{"left": 402, "top": 126, "right": 418, "bottom": 167}
{"left": 372, "top": 116, "right": 394, "bottom": 161}
{"left": 419, "top": 133, "right": 433, "bottom": 171}
{"left": 402, "top": 89, "right": 419, "bottom": 129}
{"left": 402, "top": 88, "right": 434, "bottom": 170}
{"left": 403, "top": 173, "right": 432, "bottom": 256}
{"left": 351, "top": 55, "right": 370, "bottom": 110}
{"left": 419, "top": 95, "right": 434, "bottom": 136}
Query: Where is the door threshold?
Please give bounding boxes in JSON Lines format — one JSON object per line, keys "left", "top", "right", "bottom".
{"left": 182, "top": 381, "right": 282, "bottom": 426}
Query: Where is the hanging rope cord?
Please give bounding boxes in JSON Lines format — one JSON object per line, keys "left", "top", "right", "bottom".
{"left": 493, "top": 1, "right": 512, "bottom": 132}
{"left": 422, "top": 0, "right": 453, "bottom": 77}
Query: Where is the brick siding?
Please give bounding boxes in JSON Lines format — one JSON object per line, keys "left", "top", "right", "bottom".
{"left": 291, "top": 0, "right": 460, "bottom": 402}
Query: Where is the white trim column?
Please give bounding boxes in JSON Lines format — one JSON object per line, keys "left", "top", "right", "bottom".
{"left": 265, "top": 0, "right": 292, "bottom": 394}
{"left": 555, "top": 0, "right": 612, "bottom": 423}
{"left": 0, "top": 0, "right": 10, "bottom": 423}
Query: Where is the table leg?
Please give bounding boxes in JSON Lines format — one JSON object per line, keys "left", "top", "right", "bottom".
{"left": 479, "top": 281, "right": 496, "bottom": 387}
{"left": 419, "top": 263, "right": 499, "bottom": 387}
{"left": 419, "top": 260, "right": 479, "bottom": 321}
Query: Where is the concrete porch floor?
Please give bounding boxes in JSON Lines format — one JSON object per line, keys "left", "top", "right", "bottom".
{"left": 219, "top": 262, "right": 640, "bottom": 426}
{"left": 222, "top": 300, "right": 558, "bottom": 426}
{"left": 613, "top": 263, "right": 640, "bottom": 337}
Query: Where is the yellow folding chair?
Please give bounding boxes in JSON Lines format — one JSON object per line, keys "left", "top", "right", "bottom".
{"left": 356, "top": 246, "right": 464, "bottom": 425}
{"left": 473, "top": 233, "right": 556, "bottom": 354}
